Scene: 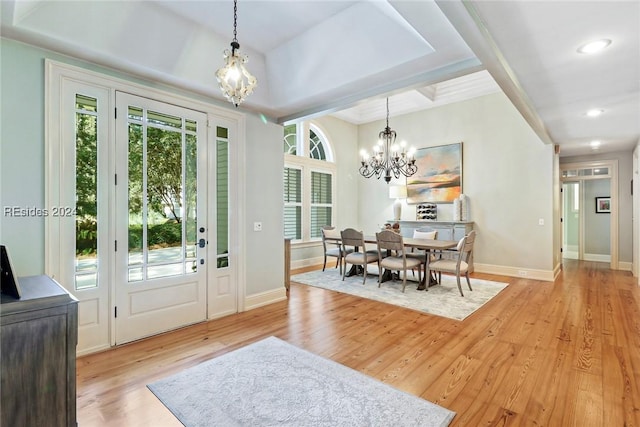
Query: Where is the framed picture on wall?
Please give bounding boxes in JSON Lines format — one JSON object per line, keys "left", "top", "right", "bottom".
{"left": 595, "top": 196, "right": 611, "bottom": 213}
{"left": 406, "top": 142, "right": 462, "bottom": 204}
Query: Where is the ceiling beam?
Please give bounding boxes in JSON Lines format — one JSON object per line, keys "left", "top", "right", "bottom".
{"left": 435, "top": 0, "right": 555, "bottom": 146}
{"left": 277, "top": 57, "right": 483, "bottom": 124}
{"left": 416, "top": 86, "right": 437, "bottom": 102}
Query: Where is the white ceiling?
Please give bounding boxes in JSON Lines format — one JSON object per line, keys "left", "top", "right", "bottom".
{"left": 1, "top": 0, "right": 638, "bottom": 157}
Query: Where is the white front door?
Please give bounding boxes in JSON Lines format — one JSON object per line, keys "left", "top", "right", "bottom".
{"left": 114, "top": 92, "right": 208, "bottom": 344}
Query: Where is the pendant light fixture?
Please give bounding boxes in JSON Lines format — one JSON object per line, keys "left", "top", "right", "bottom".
{"left": 216, "top": 0, "right": 257, "bottom": 107}
{"left": 359, "top": 98, "right": 417, "bottom": 183}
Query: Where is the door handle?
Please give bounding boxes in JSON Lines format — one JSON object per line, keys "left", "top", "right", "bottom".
{"left": 198, "top": 238, "right": 206, "bottom": 248}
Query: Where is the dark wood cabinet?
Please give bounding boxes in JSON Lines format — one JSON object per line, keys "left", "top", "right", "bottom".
{"left": 1, "top": 275, "right": 78, "bottom": 427}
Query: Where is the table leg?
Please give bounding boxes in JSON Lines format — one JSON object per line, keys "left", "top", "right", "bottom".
{"left": 417, "top": 250, "right": 439, "bottom": 290}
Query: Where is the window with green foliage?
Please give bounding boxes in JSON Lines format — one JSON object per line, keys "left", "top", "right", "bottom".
{"left": 283, "top": 124, "right": 297, "bottom": 155}
{"left": 283, "top": 122, "right": 335, "bottom": 242}
{"left": 217, "top": 126, "right": 230, "bottom": 268}
{"left": 75, "top": 94, "right": 99, "bottom": 290}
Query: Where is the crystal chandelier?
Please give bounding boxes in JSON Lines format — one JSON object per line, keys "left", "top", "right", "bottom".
{"left": 215, "top": 0, "right": 257, "bottom": 107}
{"left": 359, "top": 98, "right": 417, "bottom": 183}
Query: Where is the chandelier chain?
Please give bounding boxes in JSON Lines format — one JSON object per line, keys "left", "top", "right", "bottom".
{"left": 386, "top": 98, "right": 390, "bottom": 129}
{"left": 233, "top": 0, "right": 238, "bottom": 43}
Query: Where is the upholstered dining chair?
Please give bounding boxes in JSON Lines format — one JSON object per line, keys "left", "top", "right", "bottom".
{"left": 412, "top": 227, "right": 438, "bottom": 241}
{"left": 340, "top": 228, "right": 379, "bottom": 285}
{"left": 321, "top": 226, "right": 352, "bottom": 275}
{"left": 428, "top": 230, "right": 476, "bottom": 297}
{"left": 375, "top": 230, "right": 423, "bottom": 293}
{"left": 406, "top": 228, "right": 438, "bottom": 275}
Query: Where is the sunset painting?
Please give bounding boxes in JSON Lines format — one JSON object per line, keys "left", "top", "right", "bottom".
{"left": 406, "top": 142, "right": 462, "bottom": 204}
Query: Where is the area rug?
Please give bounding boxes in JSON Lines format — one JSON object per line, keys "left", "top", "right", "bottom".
{"left": 292, "top": 267, "right": 508, "bottom": 320}
{"left": 148, "top": 336, "right": 455, "bottom": 426}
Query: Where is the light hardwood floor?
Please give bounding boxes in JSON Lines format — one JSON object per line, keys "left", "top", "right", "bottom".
{"left": 77, "top": 260, "right": 639, "bottom": 426}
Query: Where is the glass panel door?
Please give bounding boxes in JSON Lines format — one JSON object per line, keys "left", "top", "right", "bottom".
{"left": 115, "top": 92, "right": 208, "bottom": 345}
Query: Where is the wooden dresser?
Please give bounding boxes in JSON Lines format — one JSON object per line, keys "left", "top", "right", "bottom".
{"left": 1, "top": 275, "right": 78, "bottom": 427}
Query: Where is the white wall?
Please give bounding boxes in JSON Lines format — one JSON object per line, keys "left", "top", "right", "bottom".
{"left": 244, "top": 116, "right": 286, "bottom": 295}
{"left": 584, "top": 179, "right": 611, "bottom": 257}
{"left": 357, "top": 92, "right": 556, "bottom": 277}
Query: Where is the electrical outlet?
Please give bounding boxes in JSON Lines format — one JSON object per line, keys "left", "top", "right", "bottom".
{"left": 253, "top": 222, "right": 262, "bottom": 232}
{"left": 518, "top": 270, "right": 528, "bottom": 276}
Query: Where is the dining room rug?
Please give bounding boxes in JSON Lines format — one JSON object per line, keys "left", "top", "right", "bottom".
{"left": 147, "top": 336, "right": 455, "bottom": 427}
{"left": 291, "top": 267, "right": 508, "bottom": 320}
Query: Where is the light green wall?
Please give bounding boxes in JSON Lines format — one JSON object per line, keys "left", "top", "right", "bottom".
{"left": 0, "top": 37, "right": 284, "bottom": 295}
{"left": 356, "top": 92, "right": 555, "bottom": 272}
{"left": 1, "top": 38, "right": 48, "bottom": 275}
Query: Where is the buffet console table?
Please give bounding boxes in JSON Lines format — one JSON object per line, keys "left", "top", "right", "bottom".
{"left": 1, "top": 275, "right": 78, "bottom": 427}
{"left": 392, "top": 220, "right": 474, "bottom": 242}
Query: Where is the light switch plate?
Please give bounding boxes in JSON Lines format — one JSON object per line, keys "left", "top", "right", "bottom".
{"left": 254, "top": 222, "right": 262, "bottom": 231}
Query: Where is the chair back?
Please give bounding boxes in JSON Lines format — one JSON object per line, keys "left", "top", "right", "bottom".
{"left": 340, "top": 228, "right": 365, "bottom": 250}
{"left": 456, "top": 230, "right": 476, "bottom": 262}
{"left": 321, "top": 226, "right": 341, "bottom": 250}
{"left": 413, "top": 229, "right": 437, "bottom": 240}
{"left": 376, "top": 230, "right": 406, "bottom": 255}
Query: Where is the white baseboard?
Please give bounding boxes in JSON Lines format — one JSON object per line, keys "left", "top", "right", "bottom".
{"left": 76, "top": 343, "right": 111, "bottom": 357}
{"left": 473, "top": 263, "right": 555, "bottom": 282}
{"left": 244, "top": 287, "right": 287, "bottom": 311}
{"left": 584, "top": 253, "right": 611, "bottom": 262}
{"left": 618, "top": 261, "right": 632, "bottom": 272}
{"left": 292, "top": 256, "right": 325, "bottom": 270}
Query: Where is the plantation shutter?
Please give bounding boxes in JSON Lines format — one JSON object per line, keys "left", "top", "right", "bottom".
{"left": 310, "top": 171, "right": 332, "bottom": 239}
{"left": 283, "top": 167, "right": 302, "bottom": 240}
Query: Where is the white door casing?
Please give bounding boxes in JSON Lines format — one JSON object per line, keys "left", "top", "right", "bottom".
{"left": 46, "top": 60, "right": 243, "bottom": 353}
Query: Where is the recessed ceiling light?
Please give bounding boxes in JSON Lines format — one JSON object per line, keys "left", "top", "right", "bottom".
{"left": 590, "top": 140, "right": 601, "bottom": 149}
{"left": 577, "top": 39, "right": 611, "bottom": 54}
{"left": 586, "top": 109, "right": 604, "bottom": 117}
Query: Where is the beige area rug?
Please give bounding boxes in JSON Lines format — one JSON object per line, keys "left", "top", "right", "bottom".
{"left": 292, "top": 267, "right": 508, "bottom": 320}
{"left": 148, "top": 336, "right": 455, "bottom": 426}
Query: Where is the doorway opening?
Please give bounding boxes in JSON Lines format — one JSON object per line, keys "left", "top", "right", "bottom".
{"left": 560, "top": 160, "right": 618, "bottom": 269}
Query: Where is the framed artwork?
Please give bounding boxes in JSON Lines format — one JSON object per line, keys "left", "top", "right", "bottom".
{"left": 406, "top": 142, "right": 462, "bottom": 204}
{"left": 595, "top": 197, "right": 610, "bottom": 213}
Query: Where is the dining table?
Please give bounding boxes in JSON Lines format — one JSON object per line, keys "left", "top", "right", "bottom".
{"left": 331, "top": 234, "right": 458, "bottom": 290}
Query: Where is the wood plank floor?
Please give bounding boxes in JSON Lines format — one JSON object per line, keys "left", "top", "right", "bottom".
{"left": 77, "top": 260, "right": 640, "bottom": 426}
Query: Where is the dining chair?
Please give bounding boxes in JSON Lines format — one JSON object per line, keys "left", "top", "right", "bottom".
{"left": 340, "top": 228, "right": 379, "bottom": 285}
{"left": 407, "top": 228, "right": 438, "bottom": 260}
{"left": 375, "top": 230, "right": 423, "bottom": 293}
{"left": 321, "top": 226, "right": 352, "bottom": 275}
{"left": 428, "top": 230, "right": 476, "bottom": 297}
{"left": 406, "top": 228, "right": 438, "bottom": 280}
